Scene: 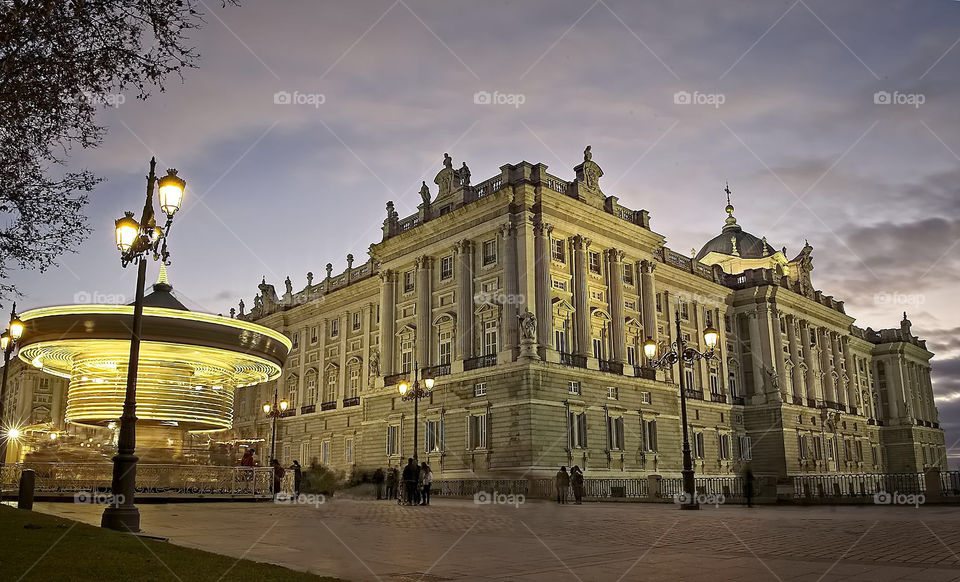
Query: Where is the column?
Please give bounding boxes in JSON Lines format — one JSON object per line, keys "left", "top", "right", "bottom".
{"left": 639, "top": 260, "right": 657, "bottom": 344}
{"left": 501, "top": 222, "right": 519, "bottom": 354}
{"left": 361, "top": 303, "right": 372, "bottom": 390}
{"left": 571, "top": 234, "right": 591, "bottom": 357}
{"left": 819, "top": 328, "right": 834, "bottom": 403}
{"left": 338, "top": 311, "right": 347, "bottom": 400}
{"left": 841, "top": 337, "right": 856, "bottom": 412}
{"left": 786, "top": 314, "right": 801, "bottom": 401}
{"left": 769, "top": 307, "right": 787, "bottom": 400}
{"left": 606, "top": 248, "right": 626, "bottom": 363}
{"left": 746, "top": 310, "right": 765, "bottom": 399}
{"left": 379, "top": 270, "right": 396, "bottom": 376}
{"left": 516, "top": 214, "right": 537, "bottom": 335}
{"left": 800, "top": 322, "right": 818, "bottom": 401}
{"left": 831, "top": 332, "right": 846, "bottom": 408}
{"left": 455, "top": 240, "right": 474, "bottom": 361}
{"left": 533, "top": 222, "right": 553, "bottom": 350}
{"left": 416, "top": 255, "right": 433, "bottom": 366}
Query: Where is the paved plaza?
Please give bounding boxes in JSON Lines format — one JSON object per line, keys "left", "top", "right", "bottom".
{"left": 32, "top": 497, "right": 960, "bottom": 582}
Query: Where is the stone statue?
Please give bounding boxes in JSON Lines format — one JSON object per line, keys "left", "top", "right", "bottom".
{"left": 460, "top": 162, "right": 471, "bottom": 186}
{"left": 584, "top": 145, "right": 592, "bottom": 161}
{"left": 579, "top": 145, "right": 603, "bottom": 191}
{"left": 307, "top": 272, "right": 314, "bottom": 286}
{"left": 229, "top": 307, "right": 236, "bottom": 319}
{"left": 238, "top": 299, "right": 245, "bottom": 316}
{"left": 254, "top": 294, "right": 262, "bottom": 310}
{"left": 765, "top": 367, "right": 780, "bottom": 389}
{"left": 420, "top": 181, "right": 431, "bottom": 206}
{"left": 284, "top": 276, "right": 293, "bottom": 296}
{"left": 435, "top": 154, "right": 455, "bottom": 197}
{"left": 369, "top": 348, "right": 380, "bottom": 377}
{"left": 519, "top": 310, "right": 537, "bottom": 342}
{"left": 443, "top": 152, "right": 452, "bottom": 169}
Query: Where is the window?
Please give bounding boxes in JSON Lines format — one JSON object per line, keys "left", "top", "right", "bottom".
{"left": 321, "top": 440, "right": 331, "bottom": 465}
{"left": 812, "top": 435, "right": 823, "bottom": 460}
{"left": 589, "top": 251, "right": 601, "bottom": 274}
{"left": 656, "top": 293, "right": 662, "bottom": 313}
{"left": 401, "top": 338, "right": 414, "bottom": 373}
{"left": 482, "top": 240, "right": 497, "bottom": 266}
{"left": 568, "top": 411, "right": 588, "bottom": 448}
{"left": 300, "top": 441, "right": 311, "bottom": 465}
{"left": 844, "top": 439, "right": 853, "bottom": 461}
{"left": 345, "top": 438, "right": 353, "bottom": 463}
{"left": 626, "top": 345, "right": 636, "bottom": 366}
{"left": 425, "top": 419, "right": 444, "bottom": 453}
{"left": 468, "top": 413, "right": 488, "bottom": 449}
{"left": 718, "top": 432, "right": 731, "bottom": 460}
{"left": 705, "top": 310, "right": 713, "bottom": 328}
{"left": 684, "top": 366, "right": 695, "bottom": 390}
{"left": 729, "top": 373, "right": 739, "bottom": 397}
{"left": 404, "top": 270, "right": 415, "bottom": 293}
{"left": 440, "top": 256, "right": 453, "bottom": 280}
{"left": 292, "top": 332, "right": 299, "bottom": 349}
{"left": 607, "top": 386, "right": 619, "bottom": 400}
{"left": 352, "top": 312, "right": 361, "bottom": 331}
{"left": 798, "top": 434, "right": 808, "bottom": 460}
{"left": 474, "top": 382, "right": 486, "bottom": 397}
{"left": 641, "top": 418, "right": 658, "bottom": 452}
{"left": 324, "top": 371, "right": 337, "bottom": 403}
{"left": 483, "top": 320, "right": 498, "bottom": 355}
{"left": 623, "top": 264, "right": 634, "bottom": 285}
{"left": 739, "top": 435, "right": 752, "bottom": 460}
{"left": 680, "top": 301, "right": 689, "bottom": 320}
{"left": 348, "top": 366, "right": 360, "bottom": 397}
{"left": 607, "top": 416, "right": 625, "bottom": 450}
{"left": 438, "top": 331, "right": 452, "bottom": 365}
{"left": 856, "top": 441, "right": 863, "bottom": 462}
{"left": 306, "top": 374, "right": 317, "bottom": 404}
{"left": 552, "top": 238, "right": 565, "bottom": 262}
{"left": 387, "top": 425, "right": 401, "bottom": 456}
{"left": 871, "top": 445, "right": 878, "bottom": 465}
{"left": 592, "top": 338, "right": 603, "bottom": 359}
{"left": 311, "top": 327, "right": 318, "bottom": 343}
{"left": 640, "top": 391, "right": 652, "bottom": 405}
{"left": 826, "top": 437, "right": 835, "bottom": 460}
{"left": 552, "top": 279, "right": 568, "bottom": 291}
{"left": 330, "top": 318, "right": 339, "bottom": 338}
{"left": 709, "top": 372, "right": 719, "bottom": 394}
{"left": 568, "top": 381, "right": 581, "bottom": 395}
{"left": 690, "top": 430, "right": 705, "bottom": 458}
{"left": 724, "top": 315, "right": 732, "bottom": 333}
{"left": 555, "top": 329, "right": 568, "bottom": 353}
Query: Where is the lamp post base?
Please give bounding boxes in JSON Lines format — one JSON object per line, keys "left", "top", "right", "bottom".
{"left": 102, "top": 452, "right": 140, "bottom": 532}
{"left": 101, "top": 505, "right": 141, "bottom": 532}
{"left": 680, "top": 467, "right": 699, "bottom": 510}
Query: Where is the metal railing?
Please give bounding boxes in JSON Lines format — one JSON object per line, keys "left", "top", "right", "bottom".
{"left": 463, "top": 354, "right": 497, "bottom": 371}
{"left": 599, "top": 360, "right": 623, "bottom": 375}
{"left": 422, "top": 363, "right": 451, "bottom": 379}
{"left": 342, "top": 396, "right": 360, "bottom": 407}
{"left": 560, "top": 353, "right": 587, "bottom": 369}
{"left": 0, "top": 463, "right": 286, "bottom": 497}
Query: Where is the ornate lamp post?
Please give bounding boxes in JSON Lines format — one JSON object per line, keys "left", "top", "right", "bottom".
{"left": 0, "top": 304, "right": 25, "bottom": 465}
{"left": 643, "top": 311, "right": 719, "bottom": 510}
{"left": 262, "top": 385, "right": 289, "bottom": 463}
{"left": 397, "top": 363, "right": 435, "bottom": 461}
{"left": 101, "top": 158, "right": 185, "bottom": 532}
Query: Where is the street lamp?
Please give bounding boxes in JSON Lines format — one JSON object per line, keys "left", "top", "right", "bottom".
{"left": 397, "top": 363, "right": 435, "bottom": 461}
{"left": 101, "top": 158, "right": 185, "bottom": 533}
{"left": 643, "top": 309, "right": 719, "bottom": 510}
{"left": 0, "top": 302, "right": 24, "bottom": 466}
{"left": 263, "top": 384, "right": 289, "bottom": 463}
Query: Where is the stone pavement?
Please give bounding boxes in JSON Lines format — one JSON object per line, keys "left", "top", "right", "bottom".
{"left": 34, "top": 498, "right": 960, "bottom": 582}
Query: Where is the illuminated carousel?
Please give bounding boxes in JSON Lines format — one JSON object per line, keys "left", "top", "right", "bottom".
{"left": 15, "top": 270, "right": 291, "bottom": 462}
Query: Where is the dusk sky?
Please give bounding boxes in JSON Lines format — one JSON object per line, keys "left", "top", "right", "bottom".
{"left": 7, "top": 0, "right": 960, "bottom": 462}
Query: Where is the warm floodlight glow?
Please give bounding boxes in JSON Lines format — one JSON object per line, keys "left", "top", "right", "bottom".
{"left": 703, "top": 327, "right": 719, "bottom": 349}
{"left": 157, "top": 169, "right": 186, "bottom": 217}
{"left": 115, "top": 212, "right": 140, "bottom": 253}
{"left": 279, "top": 400, "right": 289, "bottom": 411}
{"left": 424, "top": 377, "right": 435, "bottom": 389}
{"left": 50, "top": 433, "right": 58, "bottom": 440}
{"left": 398, "top": 381, "right": 409, "bottom": 396}
{"left": 263, "top": 403, "right": 272, "bottom": 414}
{"left": 643, "top": 338, "right": 658, "bottom": 360}
{"left": 8, "top": 316, "right": 24, "bottom": 340}
{"left": 0, "top": 332, "right": 8, "bottom": 351}
{"left": 7, "top": 428, "right": 20, "bottom": 440}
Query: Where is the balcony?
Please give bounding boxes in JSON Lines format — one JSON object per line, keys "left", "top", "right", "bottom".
{"left": 792, "top": 395, "right": 804, "bottom": 406}
{"left": 848, "top": 406, "right": 858, "bottom": 416}
{"left": 806, "top": 398, "right": 817, "bottom": 408}
{"left": 684, "top": 389, "right": 704, "bottom": 400}
{"left": 280, "top": 409, "right": 296, "bottom": 418}
{"left": 560, "top": 353, "right": 587, "bottom": 369}
{"left": 464, "top": 354, "right": 497, "bottom": 371}
{"left": 709, "top": 392, "right": 727, "bottom": 404}
{"left": 422, "top": 363, "right": 451, "bottom": 379}
{"left": 320, "top": 401, "right": 337, "bottom": 411}
{"left": 731, "top": 396, "right": 745, "bottom": 406}
{"left": 343, "top": 396, "right": 360, "bottom": 408}
{"left": 300, "top": 404, "right": 316, "bottom": 415}
{"left": 599, "top": 360, "right": 623, "bottom": 375}
{"left": 383, "top": 372, "right": 408, "bottom": 386}
{"left": 633, "top": 366, "right": 656, "bottom": 380}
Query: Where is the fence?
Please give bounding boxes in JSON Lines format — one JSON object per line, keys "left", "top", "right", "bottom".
{"left": 0, "top": 463, "right": 290, "bottom": 498}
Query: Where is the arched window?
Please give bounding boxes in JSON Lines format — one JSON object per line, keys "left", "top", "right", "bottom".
{"left": 323, "top": 366, "right": 338, "bottom": 404}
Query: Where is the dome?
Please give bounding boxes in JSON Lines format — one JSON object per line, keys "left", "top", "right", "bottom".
{"left": 696, "top": 186, "right": 779, "bottom": 261}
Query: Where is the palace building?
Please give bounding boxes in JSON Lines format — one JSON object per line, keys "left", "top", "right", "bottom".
{"left": 232, "top": 147, "right": 947, "bottom": 481}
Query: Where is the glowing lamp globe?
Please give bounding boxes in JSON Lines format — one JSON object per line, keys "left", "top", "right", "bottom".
{"left": 703, "top": 327, "right": 719, "bottom": 349}
{"left": 643, "top": 338, "right": 658, "bottom": 360}
{"left": 115, "top": 212, "right": 140, "bottom": 253}
{"left": 157, "top": 169, "right": 186, "bottom": 217}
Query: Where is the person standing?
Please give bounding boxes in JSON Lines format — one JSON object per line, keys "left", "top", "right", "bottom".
{"left": 288, "top": 460, "right": 302, "bottom": 497}
{"left": 570, "top": 465, "right": 584, "bottom": 504}
{"left": 743, "top": 463, "right": 755, "bottom": 508}
{"left": 556, "top": 466, "right": 570, "bottom": 504}
{"left": 271, "top": 459, "right": 285, "bottom": 499}
{"left": 373, "top": 467, "right": 385, "bottom": 500}
{"left": 385, "top": 467, "right": 398, "bottom": 501}
{"left": 401, "top": 458, "right": 419, "bottom": 506}
{"left": 239, "top": 448, "right": 255, "bottom": 492}
{"left": 419, "top": 462, "right": 433, "bottom": 506}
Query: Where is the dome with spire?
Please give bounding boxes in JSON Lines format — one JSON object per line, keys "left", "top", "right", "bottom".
{"left": 696, "top": 184, "right": 780, "bottom": 262}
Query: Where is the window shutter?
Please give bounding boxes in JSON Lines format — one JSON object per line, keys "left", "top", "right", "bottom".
{"left": 651, "top": 420, "right": 658, "bottom": 452}
{"left": 578, "top": 412, "right": 588, "bottom": 448}
{"left": 485, "top": 411, "right": 491, "bottom": 449}
{"left": 616, "top": 417, "right": 624, "bottom": 450}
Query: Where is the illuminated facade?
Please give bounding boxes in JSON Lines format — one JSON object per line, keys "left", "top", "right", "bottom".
{"left": 234, "top": 148, "right": 946, "bottom": 480}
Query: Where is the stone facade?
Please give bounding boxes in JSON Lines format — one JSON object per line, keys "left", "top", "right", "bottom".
{"left": 233, "top": 148, "right": 947, "bottom": 480}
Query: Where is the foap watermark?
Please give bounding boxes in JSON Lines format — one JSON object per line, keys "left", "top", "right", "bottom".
{"left": 474, "top": 291, "right": 526, "bottom": 305}
{"left": 75, "top": 491, "right": 125, "bottom": 506}
{"left": 873, "top": 291, "right": 925, "bottom": 306}
{"left": 273, "top": 90, "right": 326, "bottom": 108}
{"left": 874, "top": 490, "right": 925, "bottom": 508}
{"left": 67, "top": 91, "right": 126, "bottom": 108}
{"left": 674, "top": 90, "right": 725, "bottom": 109}
{"left": 873, "top": 90, "right": 925, "bottom": 108}
{"left": 473, "top": 90, "right": 526, "bottom": 108}
{"left": 74, "top": 290, "right": 128, "bottom": 305}
{"left": 474, "top": 490, "right": 525, "bottom": 507}
{"left": 673, "top": 491, "right": 725, "bottom": 507}
{"left": 274, "top": 492, "right": 326, "bottom": 507}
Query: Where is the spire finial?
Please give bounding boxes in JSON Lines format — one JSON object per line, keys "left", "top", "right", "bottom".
{"left": 722, "top": 182, "right": 739, "bottom": 231}
{"left": 157, "top": 263, "right": 169, "bottom": 285}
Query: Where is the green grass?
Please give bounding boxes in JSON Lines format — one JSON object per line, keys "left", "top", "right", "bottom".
{"left": 0, "top": 505, "right": 347, "bottom": 582}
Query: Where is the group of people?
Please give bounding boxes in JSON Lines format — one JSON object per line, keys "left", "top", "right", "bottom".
{"left": 372, "top": 459, "right": 433, "bottom": 505}
{"left": 238, "top": 447, "right": 302, "bottom": 497}
{"left": 555, "top": 465, "right": 585, "bottom": 504}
